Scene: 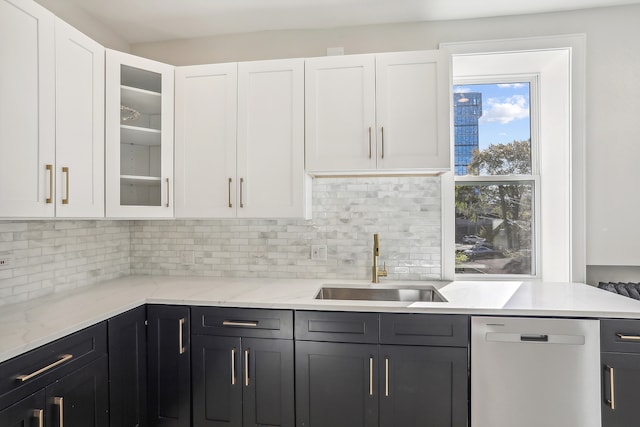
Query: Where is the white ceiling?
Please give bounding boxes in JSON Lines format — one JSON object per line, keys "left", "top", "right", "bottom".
{"left": 63, "top": 0, "right": 640, "bottom": 44}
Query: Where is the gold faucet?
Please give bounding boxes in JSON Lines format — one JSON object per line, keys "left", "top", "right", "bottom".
{"left": 372, "top": 233, "right": 388, "bottom": 283}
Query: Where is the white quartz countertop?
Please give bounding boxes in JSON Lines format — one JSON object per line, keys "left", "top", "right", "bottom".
{"left": 2, "top": 275, "right": 640, "bottom": 364}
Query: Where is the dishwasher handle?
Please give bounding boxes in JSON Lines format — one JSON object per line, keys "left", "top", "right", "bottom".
{"left": 520, "top": 334, "right": 549, "bottom": 342}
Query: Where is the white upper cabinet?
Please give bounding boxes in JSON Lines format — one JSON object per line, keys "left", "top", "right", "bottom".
{"left": 175, "top": 58, "right": 308, "bottom": 219}
{"left": 237, "top": 58, "right": 308, "bottom": 218}
{"left": 305, "top": 50, "right": 451, "bottom": 174}
{"left": 0, "top": 0, "right": 55, "bottom": 217}
{"left": 305, "top": 54, "right": 376, "bottom": 172}
{"left": 105, "top": 49, "right": 175, "bottom": 218}
{"left": 54, "top": 18, "right": 105, "bottom": 218}
{"left": 375, "top": 50, "right": 450, "bottom": 170}
{"left": 175, "top": 63, "right": 238, "bottom": 218}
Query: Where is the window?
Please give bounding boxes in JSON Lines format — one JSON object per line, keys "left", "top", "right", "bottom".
{"left": 454, "top": 81, "right": 537, "bottom": 276}
{"left": 441, "top": 37, "right": 585, "bottom": 282}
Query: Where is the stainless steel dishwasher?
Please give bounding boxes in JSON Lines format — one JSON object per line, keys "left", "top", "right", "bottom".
{"left": 471, "top": 316, "right": 601, "bottom": 427}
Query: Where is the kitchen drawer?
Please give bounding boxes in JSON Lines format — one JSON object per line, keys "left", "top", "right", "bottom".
{"left": 601, "top": 319, "right": 640, "bottom": 353}
{"left": 380, "top": 313, "right": 469, "bottom": 347}
{"left": 192, "top": 306, "right": 293, "bottom": 339}
{"left": 295, "top": 311, "right": 379, "bottom": 343}
{"left": 0, "top": 322, "right": 107, "bottom": 411}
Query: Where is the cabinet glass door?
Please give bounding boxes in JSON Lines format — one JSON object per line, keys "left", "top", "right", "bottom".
{"left": 106, "top": 49, "right": 174, "bottom": 218}
{"left": 119, "top": 65, "right": 163, "bottom": 207}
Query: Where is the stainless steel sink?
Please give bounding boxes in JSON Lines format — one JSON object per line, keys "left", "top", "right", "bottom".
{"left": 314, "top": 286, "right": 447, "bottom": 302}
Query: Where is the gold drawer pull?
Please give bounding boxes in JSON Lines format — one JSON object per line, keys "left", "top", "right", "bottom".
{"left": 606, "top": 365, "right": 616, "bottom": 410}
{"left": 16, "top": 354, "right": 73, "bottom": 382}
{"left": 33, "top": 409, "right": 44, "bottom": 427}
{"left": 62, "top": 167, "right": 69, "bottom": 204}
{"left": 369, "top": 356, "right": 374, "bottom": 396}
{"left": 231, "top": 348, "right": 237, "bottom": 385}
{"left": 616, "top": 333, "right": 640, "bottom": 341}
{"left": 223, "top": 320, "right": 258, "bottom": 327}
{"left": 179, "top": 318, "right": 186, "bottom": 355}
{"left": 45, "top": 164, "right": 53, "bottom": 204}
{"left": 54, "top": 397, "right": 64, "bottom": 427}
{"left": 245, "top": 349, "right": 250, "bottom": 386}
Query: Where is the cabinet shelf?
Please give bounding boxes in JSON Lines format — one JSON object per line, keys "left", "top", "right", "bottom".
{"left": 121, "top": 85, "right": 161, "bottom": 115}
{"left": 120, "top": 175, "right": 161, "bottom": 186}
{"left": 121, "top": 125, "right": 161, "bottom": 146}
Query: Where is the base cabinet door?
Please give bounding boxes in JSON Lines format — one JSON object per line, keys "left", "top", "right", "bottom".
{"left": 0, "top": 390, "right": 46, "bottom": 427}
{"left": 379, "top": 345, "right": 468, "bottom": 427}
{"left": 242, "top": 338, "right": 294, "bottom": 427}
{"left": 192, "top": 335, "right": 243, "bottom": 427}
{"left": 148, "top": 305, "right": 190, "bottom": 427}
{"left": 45, "top": 356, "right": 109, "bottom": 427}
{"left": 602, "top": 352, "right": 640, "bottom": 426}
{"left": 108, "top": 306, "right": 148, "bottom": 427}
{"left": 192, "top": 335, "right": 294, "bottom": 427}
{"left": 295, "top": 341, "right": 379, "bottom": 427}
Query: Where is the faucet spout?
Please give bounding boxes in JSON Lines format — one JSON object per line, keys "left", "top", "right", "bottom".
{"left": 372, "top": 233, "right": 388, "bottom": 283}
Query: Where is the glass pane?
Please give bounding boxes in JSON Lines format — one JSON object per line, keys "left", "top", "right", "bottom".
{"left": 453, "top": 83, "right": 531, "bottom": 176}
{"left": 455, "top": 181, "right": 534, "bottom": 275}
{"left": 119, "top": 65, "right": 163, "bottom": 206}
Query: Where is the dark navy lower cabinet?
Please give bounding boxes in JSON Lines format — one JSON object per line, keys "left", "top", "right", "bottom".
{"left": 45, "top": 355, "right": 109, "bottom": 427}
{"left": 191, "top": 307, "right": 295, "bottom": 427}
{"left": 601, "top": 319, "right": 640, "bottom": 427}
{"left": 294, "top": 311, "right": 470, "bottom": 427}
{"left": 108, "top": 305, "right": 148, "bottom": 427}
{"left": 147, "top": 305, "right": 191, "bottom": 427}
{"left": 0, "top": 323, "right": 109, "bottom": 427}
{"left": 0, "top": 390, "right": 46, "bottom": 427}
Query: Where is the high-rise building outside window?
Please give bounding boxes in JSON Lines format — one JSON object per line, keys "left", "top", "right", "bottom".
{"left": 453, "top": 92, "right": 482, "bottom": 175}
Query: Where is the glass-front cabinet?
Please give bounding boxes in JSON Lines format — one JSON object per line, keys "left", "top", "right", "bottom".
{"left": 105, "top": 49, "right": 174, "bottom": 217}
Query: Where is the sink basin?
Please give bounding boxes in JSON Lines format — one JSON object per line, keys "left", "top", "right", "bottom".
{"left": 314, "top": 286, "right": 447, "bottom": 302}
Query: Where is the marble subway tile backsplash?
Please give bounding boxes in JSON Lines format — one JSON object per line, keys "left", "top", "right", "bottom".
{"left": 0, "top": 221, "right": 131, "bottom": 306}
{"left": 0, "top": 177, "right": 442, "bottom": 306}
{"left": 131, "top": 177, "right": 442, "bottom": 280}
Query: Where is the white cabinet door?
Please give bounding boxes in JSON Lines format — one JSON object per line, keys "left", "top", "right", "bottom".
{"left": 237, "top": 59, "right": 308, "bottom": 218}
{"left": 54, "top": 19, "right": 105, "bottom": 218}
{"left": 106, "top": 49, "right": 174, "bottom": 218}
{"left": 305, "top": 55, "right": 376, "bottom": 173}
{"left": 0, "top": 0, "right": 55, "bottom": 217}
{"left": 376, "top": 50, "right": 450, "bottom": 171}
{"left": 175, "top": 63, "right": 237, "bottom": 218}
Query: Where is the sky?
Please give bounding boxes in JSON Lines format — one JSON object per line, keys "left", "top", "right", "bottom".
{"left": 454, "top": 83, "right": 531, "bottom": 150}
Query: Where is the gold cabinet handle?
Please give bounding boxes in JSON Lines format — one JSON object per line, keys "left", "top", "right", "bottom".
{"left": 369, "top": 356, "right": 374, "bottom": 396}
{"left": 239, "top": 178, "right": 244, "bottom": 208}
{"left": 54, "top": 397, "right": 64, "bottom": 427}
{"left": 606, "top": 365, "right": 616, "bottom": 410}
{"left": 179, "top": 318, "right": 186, "bottom": 355}
{"left": 381, "top": 127, "right": 385, "bottom": 159}
{"left": 46, "top": 164, "right": 53, "bottom": 204}
{"left": 244, "top": 349, "right": 250, "bottom": 386}
{"left": 32, "top": 409, "right": 44, "bottom": 427}
{"left": 368, "top": 127, "right": 372, "bottom": 159}
{"left": 17, "top": 354, "right": 73, "bottom": 382}
{"left": 385, "top": 357, "right": 389, "bottom": 397}
{"left": 231, "top": 348, "right": 237, "bottom": 385}
{"left": 165, "top": 178, "right": 170, "bottom": 208}
{"left": 223, "top": 320, "right": 259, "bottom": 327}
{"left": 228, "top": 178, "right": 233, "bottom": 208}
{"left": 616, "top": 333, "right": 640, "bottom": 341}
{"left": 62, "top": 167, "right": 69, "bottom": 205}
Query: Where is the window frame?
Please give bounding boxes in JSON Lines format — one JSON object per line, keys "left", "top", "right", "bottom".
{"left": 440, "top": 35, "right": 586, "bottom": 283}
{"left": 453, "top": 75, "right": 541, "bottom": 280}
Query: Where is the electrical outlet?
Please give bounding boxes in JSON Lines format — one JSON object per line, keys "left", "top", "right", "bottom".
{"left": 0, "top": 255, "right": 14, "bottom": 270}
{"left": 311, "top": 245, "right": 327, "bottom": 261}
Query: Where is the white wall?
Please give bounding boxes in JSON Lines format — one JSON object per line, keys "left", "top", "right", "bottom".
{"left": 131, "top": 4, "right": 640, "bottom": 271}
{"left": 34, "top": 0, "right": 130, "bottom": 52}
